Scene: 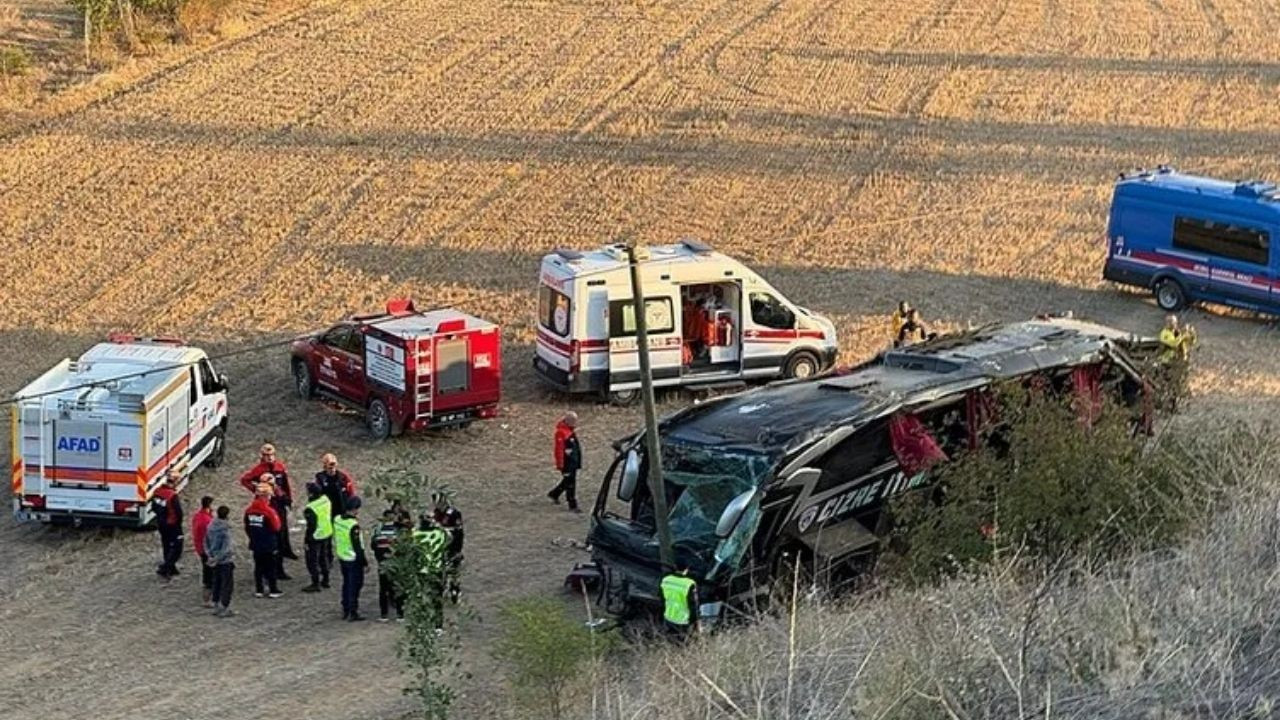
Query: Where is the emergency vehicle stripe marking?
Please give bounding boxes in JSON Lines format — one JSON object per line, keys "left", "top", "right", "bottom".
{"left": 9, "top": 409, "right": 20, "bottom": 495}
{"left": 136, "top": 469, "right": 148, "bottom": 500}
{"left": 41, "top": 467, "right": 140, "bottom": 484}
{"left": 145, "top": 433, "right": 191, "bottom": 477}
{"left": 10, "top": 460, "right": 21, "bottom": 495}
{"left": 146, "top": 374, "right": 188, "bottom": 410}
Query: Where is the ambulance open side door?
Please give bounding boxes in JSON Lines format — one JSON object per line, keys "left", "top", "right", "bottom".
{"left": 606, "top": 288, "right": 682, "bottom": 389}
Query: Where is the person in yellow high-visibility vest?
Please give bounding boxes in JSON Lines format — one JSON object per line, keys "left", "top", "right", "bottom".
{"left": 412, "top": 517, "right": 452, "bottom": 631}
{"left": 333, "top": 496, "right": 368, "bottom": 622}
{"left": 301, "top": 482, "right": 333, "bottom": 593}
{"left": 1158, "top": 314, "right": 1196, "bottom": 363}
{"left": 660, "top": 566, "right": 699, "bottom": 639}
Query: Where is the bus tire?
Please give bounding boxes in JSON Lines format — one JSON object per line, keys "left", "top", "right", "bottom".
{"left": 783, "top": 351, "right": 820, "bottom": 380}
{"left": 1154, "top": 277, "right": 1187, "bottom": 312}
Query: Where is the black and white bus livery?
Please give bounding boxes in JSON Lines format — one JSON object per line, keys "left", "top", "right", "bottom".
{"left": 584, "top": 317, "right": 1158, "bottom": 622}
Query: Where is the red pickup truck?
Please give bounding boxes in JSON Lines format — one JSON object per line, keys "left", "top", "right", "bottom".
{"left": 290, "top": 299, "right": 501, "bottom": 439}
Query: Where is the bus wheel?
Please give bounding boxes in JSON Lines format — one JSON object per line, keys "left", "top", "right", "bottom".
{"left": 608, "top": 388, "right": 640, "bottom": 406}
{"left": 1154, "top": 278, "right": 1187, "bottom": 311}
{"left": 783, "top": 351, "right": 820, "bottom": 380}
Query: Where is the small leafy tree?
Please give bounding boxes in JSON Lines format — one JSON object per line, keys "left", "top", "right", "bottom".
{"left": 886, "top": 385, "right": 1193, "bottom": 582}
{"left": 368, "top": 451, "right": 460, "bottom": 720}
{"left": 494, "top": 596, "right": 618, "bottom": 720}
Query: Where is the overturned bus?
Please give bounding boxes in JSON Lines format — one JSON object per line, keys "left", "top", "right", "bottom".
{"left": 584, "top": 316, "right": 1160, "bottom": 623}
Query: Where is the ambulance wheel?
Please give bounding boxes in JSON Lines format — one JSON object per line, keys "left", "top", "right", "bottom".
{"left": 293, "top": 360, "right": 315, "bottom": 399}
{"left": 607, "top": 389, "right": 640, "bottom": 406}
{"left": 367, "top": 399, "right": 394, "bottom": 440}
{"left": 783, "top": 351, "right": 820, "bottom": 380}
{"left": 205, "top": 427, "right": 226, "bottom": 469}
{"left": 1154, "top": 278, "right": 1187, "bottom": 311}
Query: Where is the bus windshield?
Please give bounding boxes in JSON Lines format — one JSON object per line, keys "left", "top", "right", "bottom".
{"left": 662, "top": 442, "right": 773, "bottom": 548}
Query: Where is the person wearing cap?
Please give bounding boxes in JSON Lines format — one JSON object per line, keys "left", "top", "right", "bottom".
{"left": 315, "top": 453, "right": 357, "bottom": 523}
{"left": 430, "top": 491, "right": 464, "bottom": 603}
{"left": 238, "top": 443, "right": 297, "bottom": 565}
{"left": 333, "top": 496, "right": 369, "bottom": 621}
{"left": 547, "top": 412, "right": 583, "bottom": 512}
{"left": 152, "top": 468, "right": 185, "bottom": 579}
{"left": 371, "top": 507, "right": 407, "bottom": 622}
{"left": 301, "top": 482, "right": 334, "bottom": 593}
{"left": 244, "top": 483, "right": 283, "bottom": 598}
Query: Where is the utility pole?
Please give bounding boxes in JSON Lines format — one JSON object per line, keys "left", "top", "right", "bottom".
{"left": 625, "top": 242, "right": 675, "bottom": 571}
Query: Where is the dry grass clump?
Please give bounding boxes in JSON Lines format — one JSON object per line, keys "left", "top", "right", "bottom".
{"left": 581, "top": 424, "right": 1280, "bottom": 719}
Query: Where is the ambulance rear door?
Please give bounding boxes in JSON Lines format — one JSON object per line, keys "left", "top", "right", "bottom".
{"left": 606, "top": 287, "right": 681, "bottom": 390}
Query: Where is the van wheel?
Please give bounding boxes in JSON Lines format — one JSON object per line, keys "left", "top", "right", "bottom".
{"left": 293, "top": 361, "right": 315, "bottom": 399}
{"left": 608, "top": 389, "right": 640, "bottom": 406}
{"left": 367, "top": 399, "right": 393, "bottom": 441}
{"left": 783, "top": 351, "right": 820, "bottom": 380}
{"left": 1154, "top": 278, "right": 1187, "bottom": 311}
{"left": 205, "top": 427, "right": 226, "bottom": 469}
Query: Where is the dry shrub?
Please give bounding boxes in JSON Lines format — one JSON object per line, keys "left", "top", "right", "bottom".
{"left": 1, "top": 44, "right": 32, "bottom": 78}
{"left": 0, "top": 4, "right": 18, "bottom": 33}
{"left": 174, "top": 0, "right": 232, "bottom": 42}
{"left": 578, "top": 424, "right": 1280, "bottom": 719}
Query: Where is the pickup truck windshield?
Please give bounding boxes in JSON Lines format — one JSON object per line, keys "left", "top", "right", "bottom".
{"left": 663, "top": 443, "right": 772, "bottom": 548}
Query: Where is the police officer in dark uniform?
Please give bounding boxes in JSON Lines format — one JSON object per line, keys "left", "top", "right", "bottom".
{"left": 371, "top": 507, "right": 406, "bottom": 621}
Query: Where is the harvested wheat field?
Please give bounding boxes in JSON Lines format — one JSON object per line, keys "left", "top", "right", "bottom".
{"left": 2, "top": 0, "right": 1279, "bottom": 717}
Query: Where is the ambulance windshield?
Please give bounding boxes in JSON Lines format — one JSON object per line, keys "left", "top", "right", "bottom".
{"left": 662, "top": 442, "right": 772, "bottom": 548}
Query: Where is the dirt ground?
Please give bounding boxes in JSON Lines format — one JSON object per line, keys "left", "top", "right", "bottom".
{"left": 2, "top": 0, "right": 1280, "bottom": 718}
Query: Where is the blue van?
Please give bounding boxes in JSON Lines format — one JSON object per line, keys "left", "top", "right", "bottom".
{"left": 1103, "top": 166, "right": 1280, "bottom": 313}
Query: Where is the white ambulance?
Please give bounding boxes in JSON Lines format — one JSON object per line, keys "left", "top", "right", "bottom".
{"left": 532, "top": 239, "right": 839, "bottom": 403}
{"left": 10, "top": 335, "right": 230, "bottom": 526}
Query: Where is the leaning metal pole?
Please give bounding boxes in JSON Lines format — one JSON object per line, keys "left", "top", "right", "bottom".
{"left": 625, "top": 243, "right": 675, "bottom": 571}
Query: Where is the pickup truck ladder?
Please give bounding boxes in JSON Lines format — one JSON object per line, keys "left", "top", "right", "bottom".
{"left": 414, "top": 337, "right": 433, "bottom": 421}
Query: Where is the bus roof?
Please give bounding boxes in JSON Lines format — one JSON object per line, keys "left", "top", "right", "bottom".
{"left": 662, "top": 317, "right": 1140, "bottom": 458}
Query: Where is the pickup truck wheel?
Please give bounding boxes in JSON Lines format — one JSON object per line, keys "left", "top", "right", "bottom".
{"left": 1154, "top": 278, "right": 1187, "bottom": 311}
{"left": 205, "top": 427, "right": 226, "bottom": 469}
{"left": 367, "top": 399, "right": 393, "bottom": 441}
{"left": 293, "top": 361, "right": 315, "bottom": 399}
{"left": 783, "top": 351, "right": 820, "bottom": 380}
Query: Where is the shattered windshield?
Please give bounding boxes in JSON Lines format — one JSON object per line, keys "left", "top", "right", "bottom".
{"left": 663, "top": 443, "right": 773, "bottom": 548}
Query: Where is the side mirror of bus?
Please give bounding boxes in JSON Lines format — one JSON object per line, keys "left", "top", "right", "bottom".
{"left": 716, "top": 489, "right": 755, "bottom": 539}
{"left": 617, "top": 449, "right": 641, "bottom": 502}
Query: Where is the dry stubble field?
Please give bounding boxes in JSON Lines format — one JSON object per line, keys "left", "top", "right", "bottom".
{"left": 2, "top": 0, "right": 1280, "bottom": 718}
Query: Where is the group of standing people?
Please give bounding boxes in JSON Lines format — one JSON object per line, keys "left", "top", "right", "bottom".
{"left": 152, "top": 444, "right": 463, "bottom": 624}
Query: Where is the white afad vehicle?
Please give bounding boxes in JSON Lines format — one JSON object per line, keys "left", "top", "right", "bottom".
{"left": 533, "top": 240, "right": 839, "bottom": 403}
{"left": 11, "top": 335, "right": 229, "bottom": 526}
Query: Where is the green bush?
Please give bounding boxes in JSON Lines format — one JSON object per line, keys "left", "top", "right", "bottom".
{"left": 0, "top": 45, "right": 31, "bottom": 77}
{"left": 494, "top": 597, "right": 618, "bottom": 720}
{"left": 885, "top": 386, "right": 1195, "bottom": 582}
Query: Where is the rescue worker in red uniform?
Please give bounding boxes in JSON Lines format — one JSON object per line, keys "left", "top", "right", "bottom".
{"left": 243, "top": 482, "right": 283, "bottom": 598}
{"left": 192, "top": 495, "right": 216, "bottom": 606}
{"left": 315, "top": 453, "right": 357, "bottom": 522}
{"left": 546, "top": 412, "right": 583, "bottom": 512}
{"left": 238, "top": 443, "right": 297, "bottom": 575}
{"left": 152, "top": 468, "right": 185, "bottom": 580}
